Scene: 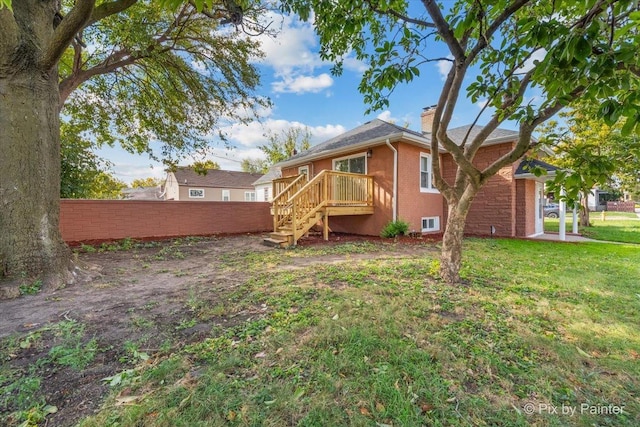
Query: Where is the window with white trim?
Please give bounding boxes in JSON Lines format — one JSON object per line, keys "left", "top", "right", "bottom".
{"left": 189, "top": 188, "right": 204, "bottom": 198}
{"left": 263, "top": 187, "right": 269, "bottom": 201}
{"left": 421, "top": 216, "right": 440, "bottom": 232}
{"left": 244, "top": 191, "right": 256, "bottom": 201}
{"left": 420, "top": 153, "right": 437, "bottom": 192}
{"left": 222, "top": 189, "right": 230, "bottom": 201}
{"left": 333, "top": 153, "right": 366, "bottom": 174}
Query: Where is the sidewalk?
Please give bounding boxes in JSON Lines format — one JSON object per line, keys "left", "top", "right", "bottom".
{"left": 529, "top": 233, "right": 598, "bottom": 242}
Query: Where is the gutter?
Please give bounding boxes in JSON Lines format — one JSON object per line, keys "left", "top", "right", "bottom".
{"left": 385, "top": 138, "right": 398, "bottom": 222}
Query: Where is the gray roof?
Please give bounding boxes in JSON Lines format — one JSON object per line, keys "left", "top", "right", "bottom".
{"left": 121, "top": 187, "right": 162, "bottom": 200}
{"left": 442, "top": 125, "right": 520, "bottom": 145}
{"left": 278, "top": 119, "right": 424, "bottom": 165}
{"left": 514, "top": 158, "right": 559, "bottom": 176}
{"left": 173, "top": 168, "right": 263, "bottom": 189}
{"left": 253, "top": 167, "right": 281, "bottom": 186}
{"left": 276, "top": 119, "right": 521, "bottom": 166}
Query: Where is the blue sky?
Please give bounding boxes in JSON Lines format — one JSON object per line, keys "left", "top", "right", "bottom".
{"left": 99, "top": 11, "right": 511, "bottom": 184}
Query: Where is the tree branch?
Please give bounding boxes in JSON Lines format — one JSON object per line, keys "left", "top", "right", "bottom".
{"left": 365, "top": 0, "right": 435, "bottom": 28}
{"left": 423, "top": 0, "right": 466, "bottom": 60}
{"left": 40, "top": 0, "right": 95, "bottom": 71}
{"left": 86, "top": 0, "right": 138, "bottom": 27}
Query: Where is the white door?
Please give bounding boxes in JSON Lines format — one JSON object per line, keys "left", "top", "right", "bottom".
{"left": 535, "top": 181, "right": 544, "bottom": 235}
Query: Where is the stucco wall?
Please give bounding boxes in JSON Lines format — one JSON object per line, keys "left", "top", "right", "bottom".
{"left": 59, "top": 200, "right": 272, "bottom": 243}
{"left": 396, "top": 143, "right": 444, "bottom": 234}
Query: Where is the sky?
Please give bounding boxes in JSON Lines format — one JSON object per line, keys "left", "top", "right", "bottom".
{"left": 98, "top": 10, "right": 516, "bottom": 184}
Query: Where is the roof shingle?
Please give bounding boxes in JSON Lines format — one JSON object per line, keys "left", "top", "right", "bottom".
{"left": 173, "top": 168, "right": 263, "bottom": 189}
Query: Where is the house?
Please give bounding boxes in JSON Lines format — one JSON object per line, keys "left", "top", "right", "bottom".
{"left": 121, "top": 186, "right": 163, "bottom": 200}
{"left": 266, "top": 107, "right": 553, "bottom": 246}
{"left": 164, "top": 167, "right": 263, "bottom": 201}
{"left": 253, "top": 167, "right": 282, "bottom": 202}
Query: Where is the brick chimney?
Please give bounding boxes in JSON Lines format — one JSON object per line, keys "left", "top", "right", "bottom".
{"left": 421, "top": 105, "right": 437, "bottom": 134}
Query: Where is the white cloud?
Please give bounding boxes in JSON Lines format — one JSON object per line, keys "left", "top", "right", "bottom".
{"left": 110, "top": 163, "right": 166, "bottom": 184}
{"left": 341, "top": 54, "right": 369, "bottom": 74}
{"left": 254, "top": 13, "right": 325, "bottom": 77}
{"left": 376, "top": 110, "right": 412, "bottom": 127}
{"left": 436, "top": 55, "right": 454, "bottom": 80}
{"left": 517, "top": 49, "right": 547, "bottom": 73}
{"left": 253, "top": 13, "right": 365, "bottom": 95}
{"left": 476, "top": 99, "right": 489, "bottom": 109}
{"left": 221, "top": 118, "right": 345, "bottom": 148}
{"left": 377, "top": 110, "right": 395, "bottom": 122}
{"left": 272, "top": 73, "right": 333, "bottom": 94}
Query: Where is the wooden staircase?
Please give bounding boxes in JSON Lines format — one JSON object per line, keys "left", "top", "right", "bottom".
{"left": 264, "top": 170, "right": 374, "bottom": 247}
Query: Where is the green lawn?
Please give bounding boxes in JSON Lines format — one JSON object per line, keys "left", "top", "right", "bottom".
{"left": 74, "top": 239, "right": 639, "bottom": 427}
{"left": 545, "top": 214, "right": 640, "bottom": 244}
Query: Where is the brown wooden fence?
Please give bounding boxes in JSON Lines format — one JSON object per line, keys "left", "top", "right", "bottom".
{"left": 606, "top": 201, "right": 636, "bottom": 213}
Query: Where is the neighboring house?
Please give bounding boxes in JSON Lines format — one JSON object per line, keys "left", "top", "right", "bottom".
{"left": 267, "top": 107, "right": 555, "bottom": 246}
{"left": 164, "top": 168, "right": 263, "bottom": 201}
{"left": 121, "top": 186, "right": 163, "bottom": 200}
{"left": 253, "top": 167, "right": 282, "bottom": 202}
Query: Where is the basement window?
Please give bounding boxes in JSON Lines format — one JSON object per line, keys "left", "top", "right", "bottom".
{"left": 421, "top": 216, "right": 440, "bottom": 232}
{"left": 189, "top": 188, "right": 205, "bottom": 198}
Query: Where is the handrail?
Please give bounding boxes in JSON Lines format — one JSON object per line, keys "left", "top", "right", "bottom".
{"left": 272, "top": 170, "right": 374, "bottom": 244}
{"left": 273, "top": 174, "right": 307, "bottom": 202}
{"left": 272, "top": 174, "right": 307, "bottom": 232}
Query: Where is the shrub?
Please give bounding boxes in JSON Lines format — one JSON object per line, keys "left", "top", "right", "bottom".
{"left": 380, "top": 219, "right": 409, "bottom": 238}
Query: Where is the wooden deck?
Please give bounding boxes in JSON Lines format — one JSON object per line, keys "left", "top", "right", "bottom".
{"left": 267, "top": 171, "right": 374, "bottom": 246}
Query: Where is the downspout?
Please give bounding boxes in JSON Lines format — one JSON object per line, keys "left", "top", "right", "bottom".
{"left": 385, "top": 139, "right": 398, "bottom": 221}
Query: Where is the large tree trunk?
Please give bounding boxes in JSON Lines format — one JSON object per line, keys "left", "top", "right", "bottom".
{"left": 0, "top": 2, "right": 73, "bottom": 288}
{"left": 580, "top": 190, "right": 590, "bottom": 227}
{"left": 440, "top": 193, "right": 474, "bottom": 284}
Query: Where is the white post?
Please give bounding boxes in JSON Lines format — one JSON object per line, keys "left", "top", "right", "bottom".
{"left": 572, "top": 203, "right": 578, "bottom": 234}
{"left": 559, "top": 187, "right": 566, "bottom": 241}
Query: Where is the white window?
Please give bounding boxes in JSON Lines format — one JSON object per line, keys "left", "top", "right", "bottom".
{"left": 189, "top": 188, "right": 204, "bottom": 198}
{"left": 244, "top": 191, "right": 256, "bottom": 201}
{"left": 263, "top": 187, "right": 269, "bottom": 201}
{"left": 222, "top": 189, "right": 230, "bottom": 201}
{"left": 420, "top": 153, "right": 438, "bottom": 192}
{"left": 333, "top": 153, "right": 367, "bottom": 174}
{"left": 298, "top": 165, "right": 309, "bottom": 176}
{"left": 422, "top": 216, "right": 440, "bottom": 232}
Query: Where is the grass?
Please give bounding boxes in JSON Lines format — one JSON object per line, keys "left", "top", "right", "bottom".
{"left": 545, "top": 213, "right": 640, "bottom": 244}
{"left": 77, "top": 238, "right": 639, "bottom": 427}
{"left": 1, "top": 320, "right": 98, "bottom": 425}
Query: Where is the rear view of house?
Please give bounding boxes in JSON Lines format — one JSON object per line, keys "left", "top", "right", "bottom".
{"left": 267, "top": 108, "right": 552, "bottom": 246}
{"left": 164, "top": 168, "right": 263, "bottom": 201}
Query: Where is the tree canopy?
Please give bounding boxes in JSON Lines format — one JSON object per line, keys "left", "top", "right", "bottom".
{"left": 58, "top": 0, "right": 270, "bottom": 166}
{"left": 260, "top": 127, "right": 312, "bottom": 165}
{"left": 281, "top": 0, "right": 640, "bottom": 283}
{"left": 0, "top": 0, "right": 270, "bottom": 284}
{"left": 539, "top": 101, "right": 640, "bottom": 224}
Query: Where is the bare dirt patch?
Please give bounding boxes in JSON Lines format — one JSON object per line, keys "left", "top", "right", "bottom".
{"left": 0, "top": 234, "right": 437, "bottom": 426}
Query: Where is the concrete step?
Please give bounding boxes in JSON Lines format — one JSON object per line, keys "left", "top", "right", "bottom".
{"left": 262, "top": 237, "right": 290, "bottom": 248}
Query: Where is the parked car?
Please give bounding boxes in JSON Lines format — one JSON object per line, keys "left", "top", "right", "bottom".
{"left": 544, "top": 204, "right": 560, "bottom": 218}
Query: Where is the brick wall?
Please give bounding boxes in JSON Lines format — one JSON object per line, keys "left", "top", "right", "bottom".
{"left": 59, "top": 200, "right": 272, "bottom": 243}
{"left": 441, "top": 142, "right": 519, "bottom": 237}
{"left": 606, "top": 201, "right": 636, "bottom": 212}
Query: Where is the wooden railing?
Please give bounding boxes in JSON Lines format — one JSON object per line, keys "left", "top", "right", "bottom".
{"left": 272, "top": 174, "right": 308, "bottom": 231}
{"left": 275, "top": 170, "right": 373, "bottom": 244}
{"left": 273, "top": 175, "right": 303, "bottom": 199}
